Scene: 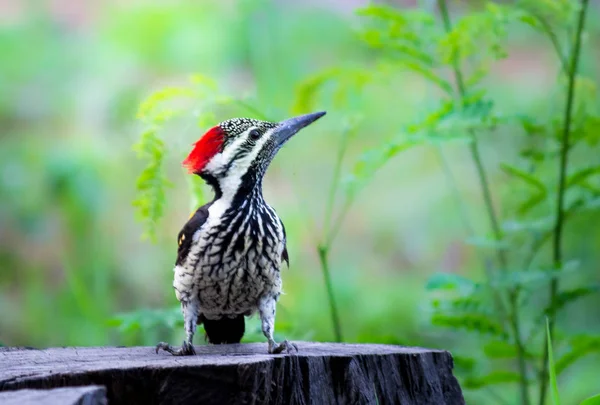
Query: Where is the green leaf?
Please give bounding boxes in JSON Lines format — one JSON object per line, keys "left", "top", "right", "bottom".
{"left": 356, "top": 4, "right": 407, "bottom": 22}
{"left": 465, "top": 236, "right": 509, "bottom": 250}
{"left": 109, "top": 307, "right": 182, "bottom": 335}
{"left": 501, "top": 163, "right": 548, "bottom": 214}
{"left": 413, "top": 95, "right": 503, "bottom": 141}
{"left": 439, "top": 99, "right": 497, "bottom": 132}
{"left": 518, "top": 14, "right": 541, "bottom": 30}
{"left": 518, "top": 192, "right": 547, "bottom": 215}
{"left": 448, "top": 295, "right": 486, "bottom": 312}
{"left": 431, "top": 313, "right": 506, "bottom": 338}
{"left": 545, "top": 286, "right": 600, "bottom": 318}
{"left": 500, "top": 163, "right": 546, "bottom": 192}
{"left": 355, "top": 5, "right": 452, "bottom": 93}
{"left": 465, "top": 64, "right": 490, "bottom": 88}
{"left": 502, "top": 217, "right": 554, "bottom": 233}
{"left": 425, "top": 273, "right": 476, "bottom": 292}
{"left": 137, "top": 86, "right": 194, "bottom": 122}
{"left": 483, "top": 340, "right": 540, "bottom": 359}
{"left": 344, "top": 138, "right": 417, "bottom": 201}
{"left": 547, "top": 318, "right": 561, "bottom": 405}
{"left": 583, "top": 197, "right": 600, "bottom": 210}
{"left": 556, "top": 334, "right": 600, "bottom": 375}
{"left": 132, "top": 128, "right": 171, "bottom": 242}
{"left": 579, "top": 182, "right": 600, "bottom": 195}
{"left": 566, "top": 166, "right": 600, "bottom": 189}
{"left": 437, "top": 4, "right": 512, "bottom": 68}
{"left": 519, "top": 115, "right": 546, "bottom": 136}
{"left": 356, "top": 6, "right": 436, "bottom": 37}
{"left": 359, "top": 28, "right": 433, "bottom": 66}
{"left": 483, "top": 340, "right": 517, "bottom": 358}
{"left": 517, "top": 0, "right": 578, "bottom": 30}
{"left": 293, "top": 67, "right": 370, "bottom": 114}
{"left": 396, "top": 60, "right": 452, "bottom": 93}
{"left": 405, "top": 96, "right": 501, "bottom": 145}
{"left": 520, "top": 148, "right": 546, "bottom": 162}
{"left": 189, "top": 73, "right": 218, "bottom": 91}
{"left": 462, "top": 370, "right": 522, "bottom": 390}
{"left": 582, "top": 115, "right": 600, "bottom": 146}
{"left": 580, "top": 394, "right": 600, "bottom": 405}
{"left": 452, "top": 355, "right": 476, "bottom": 372}
{"left": 491, "top": 264, "right": 580, "bottom": 289}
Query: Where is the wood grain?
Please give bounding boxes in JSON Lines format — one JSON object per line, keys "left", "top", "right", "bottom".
{"left": 0, "top": 342, "right": 464, "bottom": 405}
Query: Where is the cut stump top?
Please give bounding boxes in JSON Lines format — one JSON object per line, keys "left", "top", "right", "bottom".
{"left": 0, "top": 342, "right": 464, "bottom": 405}
{"left": 0, "top": 385, "right": 107, "bottom": 405}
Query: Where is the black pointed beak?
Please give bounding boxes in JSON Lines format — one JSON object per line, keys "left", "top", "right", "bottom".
{"left": 274, "top": 111, "right": 326, "bottom": 147}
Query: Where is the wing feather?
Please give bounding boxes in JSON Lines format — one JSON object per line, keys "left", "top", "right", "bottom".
{"left": 176, "top": 202, "right": 212, "bottom": 265}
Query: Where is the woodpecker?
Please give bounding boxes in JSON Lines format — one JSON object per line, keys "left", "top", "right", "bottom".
{"left": 156, "top": 111, "right": 326, "bottom": 356}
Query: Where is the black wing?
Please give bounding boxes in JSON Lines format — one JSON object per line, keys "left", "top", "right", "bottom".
{"left": 280, "top": 219, "right": 289, "bottom": 268}
{"left": 176, "top": 202, "right": 212, "bottom": 266}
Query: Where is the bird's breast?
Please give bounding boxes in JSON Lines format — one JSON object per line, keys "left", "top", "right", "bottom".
{"left": 174, "top": 199, "right": 285, "bottom": 315}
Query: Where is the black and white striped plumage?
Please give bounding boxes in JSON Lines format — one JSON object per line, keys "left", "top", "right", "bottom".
{"left": 156, "top": 111, "right": 326, "bottom": 355}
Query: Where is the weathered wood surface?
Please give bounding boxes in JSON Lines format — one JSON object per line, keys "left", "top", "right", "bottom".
{"left": 0, "top": 385, "right": 107, "bottom": 405}
{"left": 0, "top": 342, "right": 464, "bottom": 405}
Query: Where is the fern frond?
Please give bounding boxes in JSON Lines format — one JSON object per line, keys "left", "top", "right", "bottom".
{"left": 293, "top": 67, "right": 371, "bottom": 114}
{"left": 137, "top": 87, "right": 194, "bottom": 123}
{"left": 132, "top": 128, "right": 171, "bottom": 242}
{"left": 437, "top": 4, "right": 511, "bottom": 65}
{"left": 431, "top": 312, "right": 507, "bottom": 338}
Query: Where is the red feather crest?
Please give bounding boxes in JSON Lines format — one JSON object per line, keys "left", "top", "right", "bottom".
{"left": 182, "top": 126, "right": 225, "bottom": 174}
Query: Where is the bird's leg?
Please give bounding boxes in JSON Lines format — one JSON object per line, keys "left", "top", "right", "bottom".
{"left": 258, "top": 295, "right": 298, "bottom": 354}
{"left": 156, "top": 301, "right": 198, "bottom": 356}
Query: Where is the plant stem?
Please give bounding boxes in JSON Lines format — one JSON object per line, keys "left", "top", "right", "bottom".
{"left": 326, "top": 198, "right": 353, "bottom": 247}
{"left": 433, "top": 147, "right": 474, "bottom": 236}
{"left": 437, "top": 0, "right": 512, "bottom": 292}
{"left": 437, "top": 1, "right": 529, "bottom": 404}
{"left": 317, "top": 244, "right": 343, "bottom": 342}
{"left": 317, "top": 125, "right": 354, "bottom": 342}
{"left": 323, "top": 126, "right": 352, "bottom": 241}
{"left": 532, "top": 13, "right": 569, "bottom": 72}
{"left": 538, "top": 1, "right": 589, "bottom": 404}
{"left": 522, "top": 200, "right": 585, "bottom": 274}
{"left": 437, "top": 1, "right": 505, "bottom": 265}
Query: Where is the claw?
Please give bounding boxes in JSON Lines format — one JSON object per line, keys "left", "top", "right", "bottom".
{"left": 269, "top": 339, "right": 298, "bottom": 354}
{"left": 156, "top": 341, "right": 196, "bottom": 356}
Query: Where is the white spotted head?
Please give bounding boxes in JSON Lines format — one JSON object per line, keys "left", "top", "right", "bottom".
{"left": 183, "top": 112, "right": 326, "bottom": 198}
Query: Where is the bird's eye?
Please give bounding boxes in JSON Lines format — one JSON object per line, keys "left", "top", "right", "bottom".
{"left": 249, "top": 129, "right": 261, "bottom": 141}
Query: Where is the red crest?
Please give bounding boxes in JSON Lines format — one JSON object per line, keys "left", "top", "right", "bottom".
{"left": 182, "top": 126, "right": 225, "bottom": 174}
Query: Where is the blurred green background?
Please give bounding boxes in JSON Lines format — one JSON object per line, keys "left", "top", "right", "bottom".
{"left": 1, "top": 0, "right": 599, "bottom": 403}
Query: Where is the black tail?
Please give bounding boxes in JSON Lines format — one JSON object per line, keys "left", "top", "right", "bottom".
{"left": 200, "top": 315, "right": 245, "bottom": 344}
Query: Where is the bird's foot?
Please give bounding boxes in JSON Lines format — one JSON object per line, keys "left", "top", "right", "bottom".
{"left": 155, "top": 340, "right": 196, "bottom": 356}
{"left": 268, "top": 339, "right": 298, "bottom": 354}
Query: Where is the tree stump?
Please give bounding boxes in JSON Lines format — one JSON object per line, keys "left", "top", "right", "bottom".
{"left": 0, "top": 385, "right": 107, "bottom": 405}
{"left": 0, "top": 342, "right": 464, "bottom": 405}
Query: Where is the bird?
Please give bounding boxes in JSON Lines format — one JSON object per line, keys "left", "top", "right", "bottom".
{"left": 156, "top": 111, "right": 326, "bottom": 356}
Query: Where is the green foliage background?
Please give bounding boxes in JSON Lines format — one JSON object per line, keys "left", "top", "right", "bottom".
{"left": 0, "top": 1, "right": 599, "bottom": 404}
